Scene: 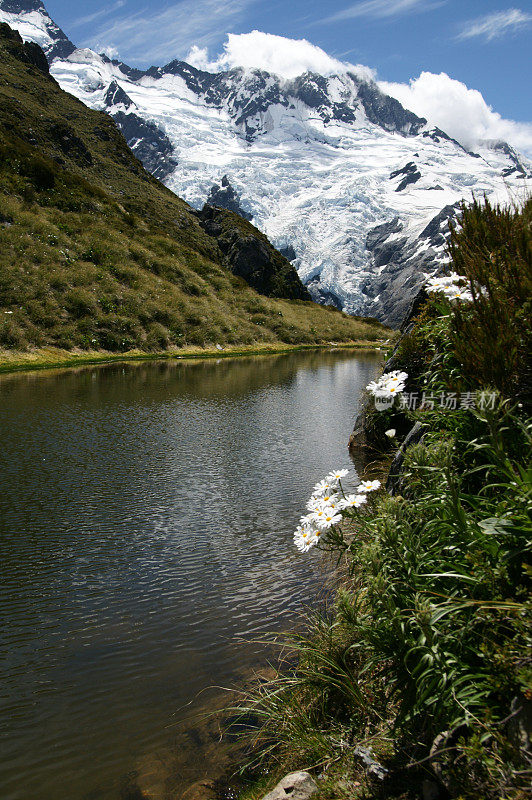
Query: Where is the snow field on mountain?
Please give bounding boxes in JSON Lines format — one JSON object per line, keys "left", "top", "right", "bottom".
{"left": 2, "top": 1, "right": 529, "bottom": 319}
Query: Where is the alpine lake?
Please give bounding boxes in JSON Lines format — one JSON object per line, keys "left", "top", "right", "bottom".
{"left": 0, "top": 349, "right": 381, "bottom": 800}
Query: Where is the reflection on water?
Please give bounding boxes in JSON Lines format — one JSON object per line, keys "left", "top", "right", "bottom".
{"left": 0, "top": 350, "right": 380, "bottom": 800}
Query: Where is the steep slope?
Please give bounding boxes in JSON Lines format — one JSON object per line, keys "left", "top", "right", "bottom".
{"left": 0, "top": 24, "right": 387, "bottom": 354}
{"left": 2, "top": 0, "right": 530, "bottom": 326}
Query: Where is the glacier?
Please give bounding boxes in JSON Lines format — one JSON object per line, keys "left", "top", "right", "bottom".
{"left": 1, "top": 0, "right": 530, "bottom": 325}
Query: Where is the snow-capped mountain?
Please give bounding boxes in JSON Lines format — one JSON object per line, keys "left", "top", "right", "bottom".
{"left": 1, "top": 0, "right": 530, "bottom": 325}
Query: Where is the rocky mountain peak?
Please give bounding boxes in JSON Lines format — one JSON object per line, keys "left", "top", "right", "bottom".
{"left": 3, "top": 0, "right": 530, "bottom": 327}
{"left": 0, "top": 0, "right": 75, "bottom": 60}
{"left": 0, "top": 0, "right": 44, "bottom": 11}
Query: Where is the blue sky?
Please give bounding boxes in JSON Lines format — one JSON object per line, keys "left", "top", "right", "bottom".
{"left": 45, "top": 0, "right": 531, "bottom": 126}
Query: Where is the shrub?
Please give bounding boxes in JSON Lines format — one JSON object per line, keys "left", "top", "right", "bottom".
{"left": 449, "top": 196, "right": 532, "bottom": 402}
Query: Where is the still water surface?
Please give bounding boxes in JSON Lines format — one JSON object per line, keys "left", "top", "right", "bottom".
{"left": 0, "top": 350, "right": 380, "bottom": 800}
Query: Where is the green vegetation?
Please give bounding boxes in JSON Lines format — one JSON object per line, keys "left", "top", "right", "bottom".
{"left": 230, "top": 198, "right": 531, "bottom": 799}
{"left": 0, "top": 24, "right": 388, "bottom": 360}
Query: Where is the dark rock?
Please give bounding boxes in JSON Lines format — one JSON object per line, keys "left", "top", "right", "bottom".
{"left": 396, "top": 171, "right": 421, "bottom": 191}
{"left": 400, "top": 288, "right": 429, "bottom": 332}
{"left": 206, "top": 175, "right": 252, "bottom": 220}
{"left": 111, "top": 110, "right": 177, "bottom": 180}
{"left": 365, "top": 216, "right": 403, "bottom": 251}
{"left": 292, "top": 72, "right": 329, "bottom": 109}
{"left": 419, "top": 203, "right": 461, "bottom": 248}
{"left": 305, "top": 279, "right": 343, "bottom": 308}
{"left": 195, "top": 205, "right": 311, "bottom": 300}
{"left": 353, "top": 746, "right": 389, "bottom": 780}
{"left": 140, "top": 61, "right": 427, "bottom": 142}
{"left": 100, "top": 54, "right": 146, "bottom": 82}
{"left": 360, "top": 203, "right": 461, "bottom": 328}
{"left": 104, "top": 81, "right": 134, "bottom": 109}
{"left": 390, "top": 161, "right": 421, "bottom": 191}
{"left": 422, "top": 127, "right": 478, "bottom": 157}
{"left": 0, "top": 0, "right": 45, "bottom": 9}
{"left": 0, "top": 22, "right": 50, "bottom": 75}
{"left": 348, "top": 403, "right": 372, "bottom": 456}
{"left": 355, "top": 79, "right": 426, "bottom": 135}
{"left": 279, "top": 244, "right": 296, "bottom": 261}
{"left": 386, "top": 422, "right": 426, "bottom": 495}
{"left": 23, "top": 40, "right": 49, "bottom": 74}
{"left": 490, "top": 140, "right": 532, "bottom": 179}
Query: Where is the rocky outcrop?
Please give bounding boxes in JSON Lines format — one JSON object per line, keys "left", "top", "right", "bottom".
{"left": 104, "top": 80, "right": 134, "bottom": 109}
{"left": 0, "top": 21, "right": 49, "bottom": 74}
{"left": 0, "top": 0, "right": 75, "bottom": 61}
{"left": 195, "top": 205, "right": 312, "bottom": 300}
{"left": 110, "top": 110, "right": 177, "bottom": 180}
{"left": 488, "top": 140, "right": 532, "bottom": 179}
{"left": 360, "top": 203, "right": 461, "bottom": 327}
{"left": 260, "top": 772, "right": 318, "bottom": 800}
{"left": 385, "top": 422, "right": 426, "bottom": 494}
{"left": 305, "top": 279, "right": 343, "bottom": 309}
{"left": 356, "top": 79, "right": 426, "bottom": 134}
{"left": 389, "top": 161, "right": 421, "bottom": 191}
{"left": 206, "top": 175, "right": 252, "bottom": 221}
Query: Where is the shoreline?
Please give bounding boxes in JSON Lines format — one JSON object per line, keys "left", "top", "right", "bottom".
{"left": 0, "top": 340, "right": 387, "bottom": 376}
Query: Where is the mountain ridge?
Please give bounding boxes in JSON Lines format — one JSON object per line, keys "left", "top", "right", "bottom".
{"left": 1, "top": 0, "right": 530, "bottom": 326}
{"left": 0, "top": 22, "right": 386, "bottom": 355}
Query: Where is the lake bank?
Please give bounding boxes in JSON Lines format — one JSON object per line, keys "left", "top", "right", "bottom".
{"left": 229, "top": 197, "right": 531, "bottom": 800}
{"left": 0, "top": 340, "right": 388, "bottom": 376}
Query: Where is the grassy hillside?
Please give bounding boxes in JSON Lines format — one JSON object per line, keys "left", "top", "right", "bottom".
{"left": 0, "top": 23, "right": 388, "bottom": 357}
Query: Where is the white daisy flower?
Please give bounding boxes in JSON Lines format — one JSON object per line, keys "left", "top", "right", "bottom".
{"left": 443, "top": 286, "right": 474, "bottom": 302}
{"left": 379, "top": 383, "right": 405, "bottom": 397}
{"left": 424, "top": 272, "right": 463, "bottom": 286}
{"left": 366, "top": 371, "right": 408, "bottom": 397}
{"left": 366, "top": 379, "right": 383, "bottom": 394}
{"left": 316, "top": 510, "right": 342, "bottom": 529}
{"left": 425, "top": 273, "right": 468, "bottom": 293}
{"left": 306, "top": 493, "right": 339, "bottom": 511}
{"left": 308, "top": 506, "right": 330, "bottom": 523}
{"left": 384, "top": 371, "right": 408, "bottom": 385}
{"left": 293, "top": 524, "right": 322, "bottom": 552}
{"left": 306, "top": 495, "right": 324, "bottom": 512}
{"left": 313, "top": 479, "right": 333, "bottom": 496}
{"left": 326, "top": 468, "right": 349, "bottom": 483}
{"left": 338, "top": 494, "right": 367, "bottom": 510}
{"left": 357, "top": 479, "right": 381, "bottom": 493}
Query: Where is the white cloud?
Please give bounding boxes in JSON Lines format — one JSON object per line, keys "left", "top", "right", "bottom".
{"left": 98, "top": 45, "right": 120, "bottom": 60}
{"left": 319, "top": 0, "right": 444, "bottom": 24}
{"left": 457, "top": 8, "right": 532, "bottom": 42}
{"left": 186, "top": 31, "right": 376, "bottom": 81}
{"left": 69, "top": 0, "right": 126, "bottom": 30}
{"left": 381, "top": 71, "right": 532, "bottom": 157}
{"left": 84, "top": 0, "right": 256, "bottom": 65}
